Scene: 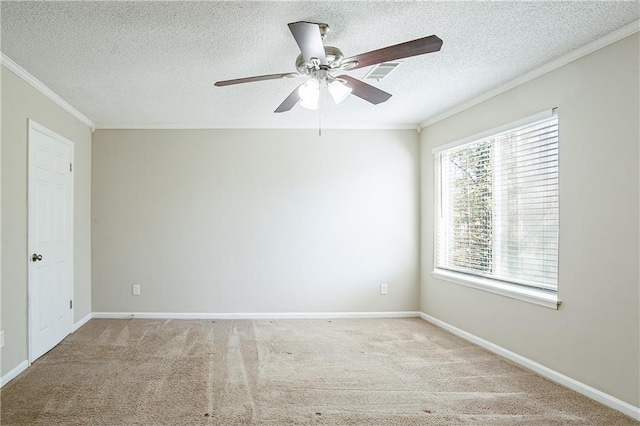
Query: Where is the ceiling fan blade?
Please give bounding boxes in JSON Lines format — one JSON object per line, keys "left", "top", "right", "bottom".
{"left": 336, "top": 75, "right": 392, "bottom": 105}
{"left": 214, "top": 72, "right": 299, "bottom": 87}
{"left": 274, "top": 84, "right": 303, "bottom": 113}
{"left": 341, "top": 35, "right": 443, "bottom": 70}
{"left": 288, "top": 21, "right": 326, "bottom": 65}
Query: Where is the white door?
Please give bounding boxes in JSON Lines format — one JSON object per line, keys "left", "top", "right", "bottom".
{"left": 28, "top": 119, "right": 74, "bottom": 362}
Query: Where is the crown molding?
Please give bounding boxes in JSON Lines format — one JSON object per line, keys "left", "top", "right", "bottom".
{"left": 93, "top": 123, "right": 417, "bottom": 131}
{"left": 1, "top": 53, "right": 95, "bottom": 132}
{"left": 418, "top": 19, "right": 640, "bottom": 130}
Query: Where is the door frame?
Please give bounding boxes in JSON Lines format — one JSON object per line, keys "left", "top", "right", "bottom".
{"left": 27, "top": 119, "right": 75, "bottom": 364}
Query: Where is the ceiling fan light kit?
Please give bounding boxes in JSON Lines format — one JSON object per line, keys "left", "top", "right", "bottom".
{"left": 214, "top": 21, "right": 443, "bottom": 114}
{"left": 296, "top": 77, "right": 353, "bottom": 111}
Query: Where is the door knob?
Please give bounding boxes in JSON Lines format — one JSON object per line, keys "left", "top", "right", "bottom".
{"left": 32, "top": 253, "right": 43, "bottom": 262}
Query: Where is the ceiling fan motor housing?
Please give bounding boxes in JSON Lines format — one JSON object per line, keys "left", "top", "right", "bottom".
{"left": 295, "top": 46, "right": 344, "bottom": 74}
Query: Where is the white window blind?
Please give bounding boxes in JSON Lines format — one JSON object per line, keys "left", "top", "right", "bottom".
{"left": 435, "top": 112, "right": 559, "bottom": 291}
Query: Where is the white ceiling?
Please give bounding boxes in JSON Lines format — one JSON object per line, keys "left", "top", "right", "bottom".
{"left": 1, "top": 1, "right": 638, "bottom": 130}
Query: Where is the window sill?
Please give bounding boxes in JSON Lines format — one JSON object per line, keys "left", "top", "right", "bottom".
{"left": 432, "top": 269, "right": 560, "bottom": 310}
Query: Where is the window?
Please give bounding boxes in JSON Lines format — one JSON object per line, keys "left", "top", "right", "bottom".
{"left": 433, "top": 110, "right": 559, "bottom": 308}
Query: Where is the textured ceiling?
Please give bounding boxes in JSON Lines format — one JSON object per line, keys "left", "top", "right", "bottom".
{"left": 1, "top": 1, "right": 638, "bottom": 129}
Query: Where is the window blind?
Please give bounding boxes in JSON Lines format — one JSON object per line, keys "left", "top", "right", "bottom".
{"left": 435, "top": 113, "right": 559, "bottom": 291}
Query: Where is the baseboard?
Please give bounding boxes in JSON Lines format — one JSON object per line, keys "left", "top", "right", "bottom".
{"left": 419, "top": 312, "right": 640, "bottom": 421}
{"left": 92, "top": 311, "right": 421, "bottom": 320}
{"left": 2, "top": 314, "right": 93, "bottom": 388}
{"left": 1, "top": 360, "right": 29, "bottom": 388}
{"left": 72, "top": 312, "right": 93, "bottom": 332}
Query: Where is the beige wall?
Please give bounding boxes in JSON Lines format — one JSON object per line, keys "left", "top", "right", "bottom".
{"left": 1, "top": 66, "right": 93, "bottom": 377}
{"left": 92, "top": 129, "right": 420, "bottom": 314}
{"left": 420, "top": 34, "right": 639, "bottom": 406}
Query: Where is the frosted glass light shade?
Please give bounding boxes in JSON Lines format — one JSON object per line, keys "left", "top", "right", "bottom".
{"left": 298, "top": 79, "right": 319, "bottom": 110}
{"left": 328, "top": 79, "right": 352, "bottom": 104}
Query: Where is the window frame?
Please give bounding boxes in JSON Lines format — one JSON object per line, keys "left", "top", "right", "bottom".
{"left": 432, "top": 109, "right": 561, "bottom": 309}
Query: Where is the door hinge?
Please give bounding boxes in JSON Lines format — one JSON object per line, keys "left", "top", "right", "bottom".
{"left": 70, "top": 300, "right": 73, "bottom": 309}
{"left": 70, "top": 163, "right": 73, "bottom": 172}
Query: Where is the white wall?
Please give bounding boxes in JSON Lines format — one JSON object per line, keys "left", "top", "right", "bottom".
{"left": 420, "top": 34, "right": 639, "bottom": 406}
{"left": 1, "top": 66, "right": 93, "bottom": 377}
{"left": 92, "top": 129, "right": 420, "bottom": 314}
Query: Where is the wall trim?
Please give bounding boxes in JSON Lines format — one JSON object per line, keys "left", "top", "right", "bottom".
{"left": 0, "top": 360, "right": 29, "bottom": 388}
{"left": 93, "top": 123, "right": 417, "bottom": 131}
{"left": 0, "top": 53, "right": 95, "bottom": 132}
{"left": 72, "top": 313, "right": 93, "bottom": 333}
{"left": 419, "top": 312, "right": 640, "bottom": 421}
{"left": 418, "top": 19, "right": 640, "bottom": 129}
{"left": 92, "top": 311, "right": 421, "bottom": 320}
{"left": 2, "top": 313, "right": 92, "bottom": 388}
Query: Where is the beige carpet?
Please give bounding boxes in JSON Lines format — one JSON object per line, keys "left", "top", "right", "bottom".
{"left": 0, "top": 318, "right": 636, "bottom": 425}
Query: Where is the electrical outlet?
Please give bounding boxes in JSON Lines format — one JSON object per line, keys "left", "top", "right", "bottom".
{"left": 0, "top": 330, "right": 4, "bottom": 348}
{"left": 380, "top": 283, "right": 388, "bottom": 295}
{"left": 132, "top": 284, "right": 141, "bottom": 296}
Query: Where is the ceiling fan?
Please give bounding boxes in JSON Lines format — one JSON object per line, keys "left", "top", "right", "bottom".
{"left": 214, "top": 21, "right": 443, "bottom": 113}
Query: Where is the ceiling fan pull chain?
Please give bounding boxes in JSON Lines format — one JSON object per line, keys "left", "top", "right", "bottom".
{"left": 318, "top": 82, "right": 325, "bottom": 136}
